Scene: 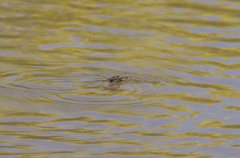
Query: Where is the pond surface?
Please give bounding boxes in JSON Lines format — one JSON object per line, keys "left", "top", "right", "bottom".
{"left": 0, "top": 0, "right": 240, "bottom": 157}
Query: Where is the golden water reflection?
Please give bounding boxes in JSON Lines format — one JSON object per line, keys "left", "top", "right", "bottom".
{"left": 0, "top": 0, "right": 240, "bottom": 157}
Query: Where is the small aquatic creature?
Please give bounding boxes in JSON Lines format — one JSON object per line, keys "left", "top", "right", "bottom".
{"left": 84, "top": 74, "right": 162, "bottom": 91}
{"left": 103, "top": 75, "right": 129, "bottom": 83}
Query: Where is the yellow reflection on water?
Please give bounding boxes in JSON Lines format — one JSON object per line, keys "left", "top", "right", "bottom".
{"left": 0, "top": 0, "right": 240, "bottom": 157}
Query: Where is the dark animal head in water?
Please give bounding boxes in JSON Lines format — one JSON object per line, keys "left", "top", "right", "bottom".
{"left": 106, "top": 76, "right": 129, "bottom": 83}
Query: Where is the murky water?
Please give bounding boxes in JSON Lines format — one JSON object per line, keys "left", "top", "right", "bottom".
{"left": 0, "top": 0, "right": 240, "bottom": 157}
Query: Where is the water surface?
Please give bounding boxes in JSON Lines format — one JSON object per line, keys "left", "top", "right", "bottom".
{"left": 0, "top": 0, "right": 240, "bottom": 157}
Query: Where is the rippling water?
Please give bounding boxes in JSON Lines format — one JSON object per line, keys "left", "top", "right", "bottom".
{"left": 1, "top": 0, "right": 240, "bottom": 157}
